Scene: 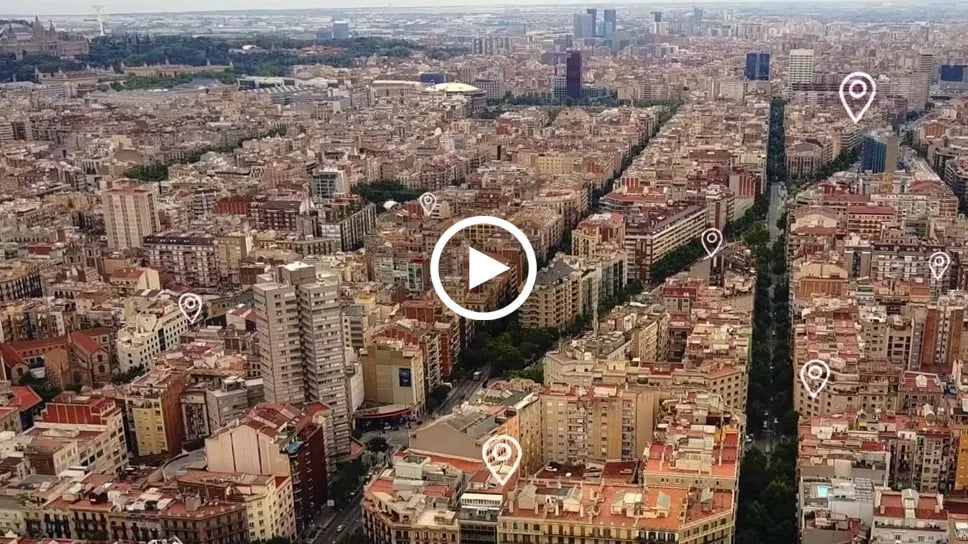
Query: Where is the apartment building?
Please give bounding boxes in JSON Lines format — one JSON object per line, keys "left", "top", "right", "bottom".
{"left": 540, "top": 383, "right": 653, "bottom": 464}
{"left": 28, "top": 474, "right": 249, "bottom": 544}
{"left": 520, "top": 261, "right": 583, "bottom": 330}
{"left": 115, "top": 294, "right": 190, "bottom": 372}
{"left": 177, "top": 471, "right": 297, "bottom": 542}
{"left": 25, "top": 392, "right": 127, "bottom": 475}
{"left": 362, "top": 453, "right": 468, "bottom": 544}
{"left": 124, "top": 365, "right": 188, "bottom": 456}
{"left": 143, "top": 232, "right": 220, "bottom": 290}
{"left": 101, "top": 185, "right": 161, "bottom": 250}
{"left": 498, "top": 480, "right": 735, "bottom": 544}
{"left": 253, "top": 261, "right": 351, "bottom": 457}
{"left": 624, "top": 205, "right": 707, "bottom": 282}
{"left": 205, "top": 402, "right": 333, "bottom": 531}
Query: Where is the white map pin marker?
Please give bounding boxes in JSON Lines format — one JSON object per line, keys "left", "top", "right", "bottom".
{"left": 839, "top": 72, "right": 876, "bottom": 124}
{"left": 178, "top": 293, "right": 203, "bottom": 324}
{"left": 482, "top": 434, "right": 522, "bottom": 486}
{"left": 799, "top": 359, "right": 831, "bottom": 399}
{"left": 419, "top": 192, "right": 437, "bottom": 217}
{"left": 701, "top": 228, "right": 724, "bottom": 259}
{"left": 928, "top": 251, "right": 951, "bottom": 281}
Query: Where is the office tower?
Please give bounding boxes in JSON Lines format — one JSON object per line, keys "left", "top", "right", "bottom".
{"left": 332, "top": 20, "right": 350, "bottom": 40}
{"left": 572, "top": 12, "right": 594, "bottom": 39}
{"left": 693, "top": 7, "right": 704, "bottom": 22}
{"left": 586, "top": 8, "right": 597, "bottom": 36}
{"left": 861, "top": 131, "right": 899, "bottom": 175}
{"left": 566, "top": 50, "right": 582, "bottom": 100}
{"left": 745, "top": 52, "right": 771, "bottom": 81}
{"left": 102, "top": 185, "right": 161, "bottom": 250}
{"left": 788, "top": 49, "right": 816, "bottom": 84}
{"left": 653, "top": 11, "right": 662, "bottom": 22}
{"left": 603, "top": 8, "right": 617, "bottom": 36}
{"left": 254, "top": 261, "right": 351, "bottom": 456}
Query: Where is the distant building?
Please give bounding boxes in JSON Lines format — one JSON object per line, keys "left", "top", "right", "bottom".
{"left": 745, "top": 52, "right": 770, "bottom": 81}
{"left": 0, "top": 18, "right": 88, "bottom": 59}
{"left": 565, "top": 50, "right": 583, "bottom": 100}
{"left": 586, "top": 9, "right": 598, "bottom": 36}
{"left": 603, "top": 9, "right": 617, "bottom": 36}
{"left": 789, "top": 49, "right": 815, "bottom": 84}
{"left": 332, "top": 20, "right": 350, "bottom": 40}
{"left": 102, "top": 185, "right": 161, "bottom": 250}
{"left": 572, "top": 13, "right": 594, "bottom": 39}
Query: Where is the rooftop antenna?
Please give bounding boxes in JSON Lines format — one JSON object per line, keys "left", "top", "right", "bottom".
{"left": 92, "top": 4, "right": 105, "bottom": 36}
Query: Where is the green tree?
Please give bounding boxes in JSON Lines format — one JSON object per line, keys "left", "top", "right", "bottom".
{"left": 425, "top": 384, "right": 451, "bottom": 413}
{"left": 365, "top": 437, "right": 391, "bottom": 453}
{"left": 507, "top": 366, "right": 543, "bottom": 383}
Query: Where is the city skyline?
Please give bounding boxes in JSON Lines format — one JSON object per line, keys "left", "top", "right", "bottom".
{"left": 1, "top": 0, "right": 961, "bottom": 17}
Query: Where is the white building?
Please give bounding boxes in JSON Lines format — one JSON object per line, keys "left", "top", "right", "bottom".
{"left": 789, "top": 49, "right": 816, "bottom": 85}
{"left": 115, "top": 292, "right": 189, "bottom": 372}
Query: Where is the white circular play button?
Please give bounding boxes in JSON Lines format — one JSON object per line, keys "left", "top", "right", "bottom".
{"left": 430, "top": 216, "right": 537, "bottom": 321}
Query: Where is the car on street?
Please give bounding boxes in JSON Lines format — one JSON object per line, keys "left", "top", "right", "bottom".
{"left": 336, "top": 525, "right": 346, "bottom": 533}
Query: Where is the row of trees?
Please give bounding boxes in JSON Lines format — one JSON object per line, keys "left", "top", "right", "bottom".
{"left": 458, "top": 318, "right": 560, "bottom": 377}
{"left": 737, "top": 225, "right": 797, "bottom": 544}
{"left": 648, "top": 200, "right": 769, "bottom": 286}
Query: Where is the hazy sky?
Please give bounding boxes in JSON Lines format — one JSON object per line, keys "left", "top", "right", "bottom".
{"left": 2, "top": 0, "right": 742, "bottom": 17}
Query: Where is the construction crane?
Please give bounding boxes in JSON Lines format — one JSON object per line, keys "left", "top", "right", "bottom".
{"left": 91, "top": 4, "right": 105, "bottom": 36}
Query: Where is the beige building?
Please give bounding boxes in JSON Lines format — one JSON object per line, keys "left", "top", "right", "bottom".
{"left": 101, "top": 185, "right": 161, "bottom": 250}
{"left": 253, "top": 261, "right": 351, "bottom": 456}
{"left": 363, "top": 453, "right": 467, "bottom": 544}
{"left": 361, "top": 337, "right": 426, "bottom": 410}
{"left": 521, "top": 261, "right": 588, "bottom": 330}
{"left": 25, "top": 392, "right": 128, "bottom": 476}
{"left": 498, "top": 481, "right": 735, "bottom": 544}
{"left": 540, "top": 383, "right": 654, "bottom": 464}
{"left": 178, "top": 470, "right": 296, "bottom": 543}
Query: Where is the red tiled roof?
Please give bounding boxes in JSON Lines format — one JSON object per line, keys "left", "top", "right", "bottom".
{"left": 10, "top": 385, "right": 42, "bottom": 411}
{"left": 70, "top": 332, "right": 102, "bottom": 355}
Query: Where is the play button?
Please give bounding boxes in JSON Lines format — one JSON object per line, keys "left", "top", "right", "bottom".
{"left": 430, "top": 216, "right": 537, "bottom": 321}
{"left": 468, "top": 247, "right": 511, "bottom": 289}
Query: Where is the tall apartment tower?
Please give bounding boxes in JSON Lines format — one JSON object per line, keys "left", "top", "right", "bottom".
{"left": 788, "top": 49, "right": 816, "bottom": 84}
{"left": 254, "top": 262, "right": 351, "bottom": 457}
{"left": 102, "top": 185, "right": 161, "bottom": 250}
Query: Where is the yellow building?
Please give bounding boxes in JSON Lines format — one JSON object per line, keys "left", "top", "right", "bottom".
{"left": 124, "top": 365, "right": 188, "bottom": 456}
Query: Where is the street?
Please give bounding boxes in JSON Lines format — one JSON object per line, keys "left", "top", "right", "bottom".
{"left": 313, "top": 498, "right": 363, "bottom": 544}
{"left": 438, "top": 365, "right": 489, "bottom": 415}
